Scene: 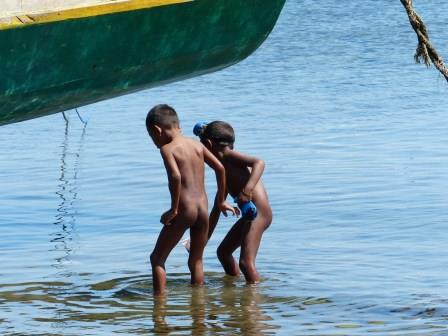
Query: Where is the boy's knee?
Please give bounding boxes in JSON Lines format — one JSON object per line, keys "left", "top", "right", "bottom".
{"left": 187, "top": 257, "right": 202, "bottom": 271}
{"left": 239, "top": 257, "right": 255, "bottom": 274}
{"left": 262, "top": 212, "right": 273, "bottom": 229}
{"left": 150, "top": 251, "right": 163, "bottom": 267}
{"left": 216, "top": 245, "right": 228, "bottom": 261}
{"left": 239, "top": 258, "right": 247, "bottom": 272}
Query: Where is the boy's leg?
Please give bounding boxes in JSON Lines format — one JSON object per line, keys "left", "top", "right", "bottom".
{"left": 239, "top": 212, "right": 271, "bottom": 283}
{"left": 188, "top": 208, "right": 208, "bottom": 285}
{"left": 216, "top": 218, "right": 247, "bottom": 276}
{"left": 150, "top": 223, "right": 188, "bottom": 295}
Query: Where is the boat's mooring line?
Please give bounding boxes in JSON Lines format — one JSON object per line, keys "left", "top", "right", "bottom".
{"left": 75, "top": 108, "right": 88, "bottom": 125}
{"left": 61, "top": 109, "right": 88, "bottom": 125}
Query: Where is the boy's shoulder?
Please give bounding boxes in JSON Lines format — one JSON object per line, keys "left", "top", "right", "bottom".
{"left": 177, "top": 135, "right": 202, "bottom": 148}
{"left": 223, "top": 148, "right": 263, "bottom": 166}
{"left": 184, "top": 136, "right": 204, "bottom": 148}
{"left": 222, "top": 148, "right": 240, "bottom": 161}
{"left": 161, "top": 136, "right": 202, "bottom": 154}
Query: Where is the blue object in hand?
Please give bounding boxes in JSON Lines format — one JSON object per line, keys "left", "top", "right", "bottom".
{"left": 237, "top": 200, "right": 258, "bottom": 220}
{"left": 193, "top": 121, "right": 208, "bottom": 137}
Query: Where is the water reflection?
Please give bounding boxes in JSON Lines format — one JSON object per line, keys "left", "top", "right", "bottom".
{"left": 152, "top": 294, "right": 170, "bottom": 334}
{"left": 151, "top": 286, "right": 209, "bottom": 335}
{"left": 151, "top": 277, "right": 279, "bottom": 335}
{"left": 1, "top": 274, "right": 279, "bottom": 334}
{"left": 3, "top": 273, "right": 448, "bottom": 335}
{"left": 151, "top": 287, "right": 209, "bottom": 335}
{"left": 213, "top": 280, "right": 278, "bottom": 335}
{"left": 5, "top": 273, "right": 284, "bottom": 334}
{"left": 50, "top": 115, "right": 86, "bottom": 274}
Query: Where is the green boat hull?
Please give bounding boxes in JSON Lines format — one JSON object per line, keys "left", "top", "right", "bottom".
{"left": 0, "top": 0, "right": 285, "bottom": 126}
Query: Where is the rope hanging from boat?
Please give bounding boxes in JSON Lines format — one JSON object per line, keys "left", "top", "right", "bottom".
{"left": 62, "top": 109, "right": 88, "bottom": 125}
{"left": 400, "top": 0, "right": 448, "bottom": 82}
{"left": 75, "top": 108, "right": 88, "bottom": 125}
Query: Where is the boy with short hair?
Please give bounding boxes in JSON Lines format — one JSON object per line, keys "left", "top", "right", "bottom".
{"left": 195, "top": 121, "right": 272, "bottom": 283}
{"left": 146, "top": 105, "right": 234, "bottom": 295}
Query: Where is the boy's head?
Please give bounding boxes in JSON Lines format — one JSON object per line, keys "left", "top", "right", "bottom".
{"left": 146, "top": 104, "right": 180, "bottom": 147}
{"left": 200, "top": 121, "right": 235, "bottom": 150}
{"left": 146, "top": 104, "right": 179, "bottom": 130}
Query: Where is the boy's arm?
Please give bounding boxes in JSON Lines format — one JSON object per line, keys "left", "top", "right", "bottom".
{"left": 208, "top": 196, "right": 222, "bottom": 240}
{"left": 160, "top": 147, "right": 181, "bottom": 225}
{"left": 227, "top": 151, "right": 265, "bottom": 200}
{"left": 202, "top": 146, "right": 235, "bottom": 216}
{"left": 208, "top": 193, "right": 240, "bottom": 240}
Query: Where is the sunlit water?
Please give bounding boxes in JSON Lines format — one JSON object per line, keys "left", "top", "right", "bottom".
{"left": 2, "top": 0, "right": 448, "bottom": 335}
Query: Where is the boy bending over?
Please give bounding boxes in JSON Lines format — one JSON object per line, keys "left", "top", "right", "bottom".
{"left": 196, "top": 121, "right": 272, "bottom": 283}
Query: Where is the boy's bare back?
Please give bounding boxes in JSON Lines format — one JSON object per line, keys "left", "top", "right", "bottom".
{"left": 161, "top": 136, "right": 208, "bottom": 210}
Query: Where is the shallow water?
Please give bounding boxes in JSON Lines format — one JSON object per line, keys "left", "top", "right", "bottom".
{"left": 2, "top": 0, "right": 448, "bottom": 335}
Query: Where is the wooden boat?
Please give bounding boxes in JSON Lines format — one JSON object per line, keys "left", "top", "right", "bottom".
{"left": 0, "top": 0, "right": 286, "bottom": 126}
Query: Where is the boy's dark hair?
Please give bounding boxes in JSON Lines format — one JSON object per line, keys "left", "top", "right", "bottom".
{"left": 146, "top": 104, "right": 179, "bottom": 130}
{"left": 203, "top": 121, "right": 235, "bottom": 148}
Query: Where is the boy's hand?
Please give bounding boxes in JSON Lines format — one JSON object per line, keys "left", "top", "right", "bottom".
{"left": 237, "top": 191, "right": 251, "bottom": 204}
{"left": 219, "top": 202, "right": 239, "bottom": 217}
{"left": 160, "top": 209, "right": 178, "bottom": 226}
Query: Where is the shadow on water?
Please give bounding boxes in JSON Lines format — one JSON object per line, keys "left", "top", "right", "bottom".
{"left": 50, "top": 114, "right": 87, "bottom": 275}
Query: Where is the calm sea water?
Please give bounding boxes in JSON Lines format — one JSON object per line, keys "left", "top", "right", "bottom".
{"left": 2, "top": 0, "right": 448, "bottom": 335}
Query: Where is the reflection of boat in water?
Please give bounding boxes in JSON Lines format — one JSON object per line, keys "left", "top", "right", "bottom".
{"left": 0, "top": 0, "right": 286, "bottom": 126}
